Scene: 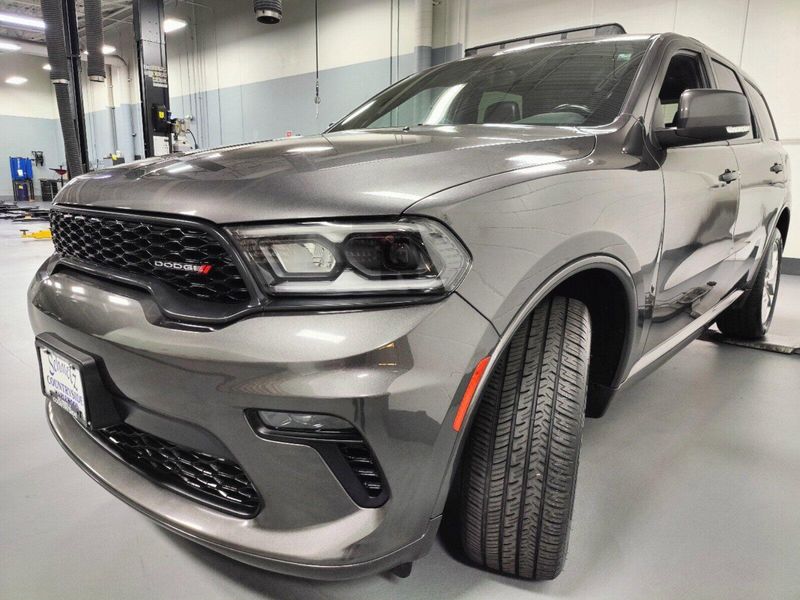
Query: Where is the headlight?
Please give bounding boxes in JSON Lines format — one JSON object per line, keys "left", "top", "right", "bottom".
{"left": 228, "top": 218, "right": 470, "bottom": 302}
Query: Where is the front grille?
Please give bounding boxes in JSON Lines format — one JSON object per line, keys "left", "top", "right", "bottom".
{"left": 50, "top": 210, "right": 251, "bottom": 304}
{"left": 97, "top": 423, "right": 261, "bottom": 518}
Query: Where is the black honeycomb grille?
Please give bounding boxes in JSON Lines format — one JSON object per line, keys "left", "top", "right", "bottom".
{"left": 98, "top": 423, "right": 261, "bottom": 518}
{"left": 50, "top": 210, "right": 251, "bottom": 304}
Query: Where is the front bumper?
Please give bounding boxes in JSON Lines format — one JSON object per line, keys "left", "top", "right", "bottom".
{"left": 29, "top": 259, "right": 498, "bottom": 579}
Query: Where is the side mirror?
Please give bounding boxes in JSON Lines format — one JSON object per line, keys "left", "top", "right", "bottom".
{"left": 655, "top": 89, "right": 751, "bottom": 148}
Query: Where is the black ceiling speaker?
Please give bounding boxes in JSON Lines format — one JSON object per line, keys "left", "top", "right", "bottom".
{"left": 254, "top": 0, "right": 282, "bottom": 24}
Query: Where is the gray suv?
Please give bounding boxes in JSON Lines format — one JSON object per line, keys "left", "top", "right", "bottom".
{"left": 30, "top": 31, "right": 790, "bottom": 581}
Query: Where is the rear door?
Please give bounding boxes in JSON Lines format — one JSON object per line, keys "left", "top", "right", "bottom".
{"left": 644, "top": 47, "right": 740, "bottom": 352}
{"left": 710, "top": 58, "right": 787, "bottom": 283}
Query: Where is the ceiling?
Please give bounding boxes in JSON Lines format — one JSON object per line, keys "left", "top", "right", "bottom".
{"left": 0, "top": 0, "right": 133, "bottom": 44}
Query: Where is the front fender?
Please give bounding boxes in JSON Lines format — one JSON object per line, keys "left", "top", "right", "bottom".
{"left": 410, "top": 165, "right": 664, "bottom": 348}
{"left": 412, "top": 164, "right": 670, "bottom": 518}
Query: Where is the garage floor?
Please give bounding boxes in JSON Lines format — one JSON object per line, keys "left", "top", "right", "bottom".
{"left": 2, "top": 217, "right": 799, "bottom": 600}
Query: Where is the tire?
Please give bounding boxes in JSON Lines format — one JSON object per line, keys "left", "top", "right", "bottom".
{"left": 716, "top": 230, "right": 783, "bottom": 339}
{"left": 460, "top": 296, "right": 591, "bottom": 580}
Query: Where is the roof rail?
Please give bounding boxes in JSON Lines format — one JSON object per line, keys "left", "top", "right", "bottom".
{"left": 464, "top": 23, "right": 626, "bottom": 57}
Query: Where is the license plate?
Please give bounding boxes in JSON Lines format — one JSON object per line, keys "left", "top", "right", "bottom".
{"left": 39, "top": 346, "right": 88, "bottom": 426}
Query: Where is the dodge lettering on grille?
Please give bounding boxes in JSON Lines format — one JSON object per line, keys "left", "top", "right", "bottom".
{"left": 153, "top": 260, "right": 213, "bottom": 275}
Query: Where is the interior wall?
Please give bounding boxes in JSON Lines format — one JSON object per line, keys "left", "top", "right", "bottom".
{"left": 81, "top": 24, "right": 143, "bottom": 167}
{"left": 0, "top": 52, "right": 65, "bottom": 197}
{"left": 165, "top": 0, "right": 422, "bottom": 147}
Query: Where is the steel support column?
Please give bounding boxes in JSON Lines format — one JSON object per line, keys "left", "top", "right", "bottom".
{"left": 134, "top": 0, "right": 171, "bottom": 158}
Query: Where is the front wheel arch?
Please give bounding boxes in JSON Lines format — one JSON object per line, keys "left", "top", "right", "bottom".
{"left": 433, "top": 256, "right": 637, "bottom": 524}
{"left": 456, "top": 255, "right": 637, "bottom": 452}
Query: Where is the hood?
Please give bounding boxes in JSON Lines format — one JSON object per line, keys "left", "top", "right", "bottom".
{"left": 57, "top": 125, "right": 595, "bottom": 223}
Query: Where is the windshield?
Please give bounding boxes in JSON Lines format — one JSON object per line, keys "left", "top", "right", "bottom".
{"left": 330, "top": 38, "right": 650, "bottom": 131}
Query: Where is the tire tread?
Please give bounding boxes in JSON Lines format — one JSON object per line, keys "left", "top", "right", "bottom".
{"left": 461, "top": 296, "right": 591, "bottom": 580}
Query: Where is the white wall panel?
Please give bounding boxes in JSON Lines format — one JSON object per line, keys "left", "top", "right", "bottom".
{"left": 0, "top": 52, "right": 57, "bottom": 119}
{"left": 591, "top": 0, "right": 676, "bottom": 35}
{"left": 673, "top": 0, "right": 749, "bottom": 60}
{"left": 465, "top": 0, "right": 593, "bottom": 48}
{"left": 165, "top": 0, "right": 418, "bottom": 97}
{"left": 0, "top": 53, "right": 65, "bottom": 192}
{"left": 739, "top": 0, "right": 800, "bottom": 140}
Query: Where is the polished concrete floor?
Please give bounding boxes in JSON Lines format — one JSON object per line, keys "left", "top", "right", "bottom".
{"left": 2, "top": 217, "right": 799, "bottom": 600}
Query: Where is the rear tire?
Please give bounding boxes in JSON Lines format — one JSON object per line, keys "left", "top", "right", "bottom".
{"left": 716, "top": 231, "right": 783, "bottom": 339}
{"left": 460, "top": 296, "right": 591, "bottom": 580}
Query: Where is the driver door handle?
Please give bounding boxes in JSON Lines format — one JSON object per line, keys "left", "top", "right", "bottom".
{"left": 719, "top": 169, "right": 739, "bottom": 184}
{"left": 770, "top": 162, "right": 784, "bottom": 174}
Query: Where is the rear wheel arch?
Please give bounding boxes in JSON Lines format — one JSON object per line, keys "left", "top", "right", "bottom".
{"left": 777, "top": 207, "right": 790, "bottom": 246}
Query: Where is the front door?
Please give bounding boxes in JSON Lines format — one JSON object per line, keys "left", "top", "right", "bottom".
{"left": 645, "top": 50, "right": 740, "bottom": 351}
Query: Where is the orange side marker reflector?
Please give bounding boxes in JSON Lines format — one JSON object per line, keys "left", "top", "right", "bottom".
{"left": 453, "top": 356, "right": 491, "bottom": 432}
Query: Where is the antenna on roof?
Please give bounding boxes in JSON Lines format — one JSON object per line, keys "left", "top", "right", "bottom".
{"left": 465, "top": 23, "right": 626, "bottom": 57}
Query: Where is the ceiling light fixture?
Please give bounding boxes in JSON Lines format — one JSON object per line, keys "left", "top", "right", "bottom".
{"left": 0, "top": 41, "right": 22, "bottom": 52}
{"left": 0, "top": 12, "right": 45, "bottom": 30}
{"left": 163, "top": 18, "right": 187, "bottom": 33}
{"left": 6, "top": 76, "right": 28, "bottom": 85}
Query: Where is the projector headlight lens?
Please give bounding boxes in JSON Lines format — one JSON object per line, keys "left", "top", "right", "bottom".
{"left": 229, "top": 218, "right": 470, "bottom": 300}
{"left": 267, "top": 239, "right": 338, "bottom": 276}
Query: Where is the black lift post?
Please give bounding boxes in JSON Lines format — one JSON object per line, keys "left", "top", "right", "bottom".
{"left": 133, "top": 0, "right": 172, "bottom": 158}
{"left": 63, "top": 0, "right": 89, "bottom": 172}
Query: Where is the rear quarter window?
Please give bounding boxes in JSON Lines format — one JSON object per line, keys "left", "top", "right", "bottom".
{"left": 744, "top": 80, "right": 778, "bottom": 140}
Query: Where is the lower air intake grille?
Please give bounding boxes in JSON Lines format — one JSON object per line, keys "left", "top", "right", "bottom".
{"left": 50, "top": 210, "right": 251, "bottom": 304}
{"left": 338, "top": 442, "right": 385, "bottom": 499}
{"left": 98, "top": 423, "right": 261, "bottom": 518}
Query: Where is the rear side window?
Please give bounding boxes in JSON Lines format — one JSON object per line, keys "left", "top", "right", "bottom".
{"left": 711, "top": 59, "right": 754, "bottom": 139}
{"left": 744, "top": 80, "right": 778, "bottom": 140}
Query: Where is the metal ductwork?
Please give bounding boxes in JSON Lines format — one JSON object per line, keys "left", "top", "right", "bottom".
{"left": 254, "top": 0, "right": 282, "bottom": 24}
{"left": 53, "top": 83, "right": 85, "bottom": 178}
{"left": 40, "top": 0, "right": 86, "bottom": 178}
{"left": 84, "top": 0, "right": 106, "bottom": 82}
{"left": 40, "top": 0, "right": 70, "bottom": 84}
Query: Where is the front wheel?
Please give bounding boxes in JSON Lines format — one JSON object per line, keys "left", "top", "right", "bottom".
{"left": 717, "top": 230, "right": 783, "bottom": 339}
{"left": 459, "top": 296, "right": 591, "bottom": 580}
